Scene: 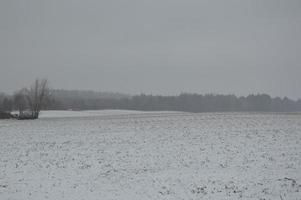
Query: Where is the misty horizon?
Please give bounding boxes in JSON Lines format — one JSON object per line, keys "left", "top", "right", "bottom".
{"left": 1, "top": 86, "right": 301, "bottom": 101}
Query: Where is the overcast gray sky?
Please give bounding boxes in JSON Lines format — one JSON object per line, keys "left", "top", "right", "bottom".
{"left": 1, "top": 0, "right": 300, "bottom": 99}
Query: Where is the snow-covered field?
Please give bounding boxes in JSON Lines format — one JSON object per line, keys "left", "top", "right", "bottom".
{"left": 0, "top": 110, "right": 300, "bottom": 200}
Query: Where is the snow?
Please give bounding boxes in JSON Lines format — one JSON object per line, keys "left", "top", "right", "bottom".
{"left": 38, "top": 110, "right": 183, "bottom": 119}
{"left": 39, "top": 110, "right": 152, "bottom": 118}
{"left": 0, "top": 111, "right": 300, "bottom": 199}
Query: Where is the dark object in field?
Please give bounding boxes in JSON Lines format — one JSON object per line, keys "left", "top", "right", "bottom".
{"left": 0, "top": 112, "right": 14, "bottom": 119}
{"left": 17, "top": 112, "right": 38, "bottom": 120}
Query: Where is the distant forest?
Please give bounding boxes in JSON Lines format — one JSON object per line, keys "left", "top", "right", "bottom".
{"left": 2, "top": 90, "right": 300, "bottom": 113}
{"left": 1, "top": 89, "right": 301, "bottom": 113}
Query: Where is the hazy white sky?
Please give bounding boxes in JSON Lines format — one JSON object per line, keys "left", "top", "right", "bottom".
{"left": 1, "top": 0, "right": 300, "bottom": 99}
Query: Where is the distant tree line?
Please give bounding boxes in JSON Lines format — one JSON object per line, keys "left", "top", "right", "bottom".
{"left": 1, "top": 89, "right": 301, "bottom": 115}
{"left": 46, "top": 91, "right": 301, "bottom": 112}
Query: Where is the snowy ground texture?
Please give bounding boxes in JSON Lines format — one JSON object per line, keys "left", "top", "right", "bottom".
{"left": 0, "top": 110, "right": 301, "bottom": 200}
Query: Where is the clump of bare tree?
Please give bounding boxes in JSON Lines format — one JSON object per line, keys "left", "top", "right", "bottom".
{"left": 12, "top": 79, "right": 51, "bottom": 119}
{"left": 25, "top": 79, "right": 51, "bottom": 119}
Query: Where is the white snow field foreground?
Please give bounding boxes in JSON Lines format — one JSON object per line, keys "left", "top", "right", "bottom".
{"left": 0, "top": 110, "right": 300, "bottom": 200}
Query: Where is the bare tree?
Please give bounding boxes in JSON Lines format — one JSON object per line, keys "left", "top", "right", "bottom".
{"left": 2, "top": 97, "right": 13, "bottom": 113}
{"left": 13, "top": 88, "right": 27, "bottom": 116}
{"left": 25, "top": 79, "right": 51, "bottom": 119}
